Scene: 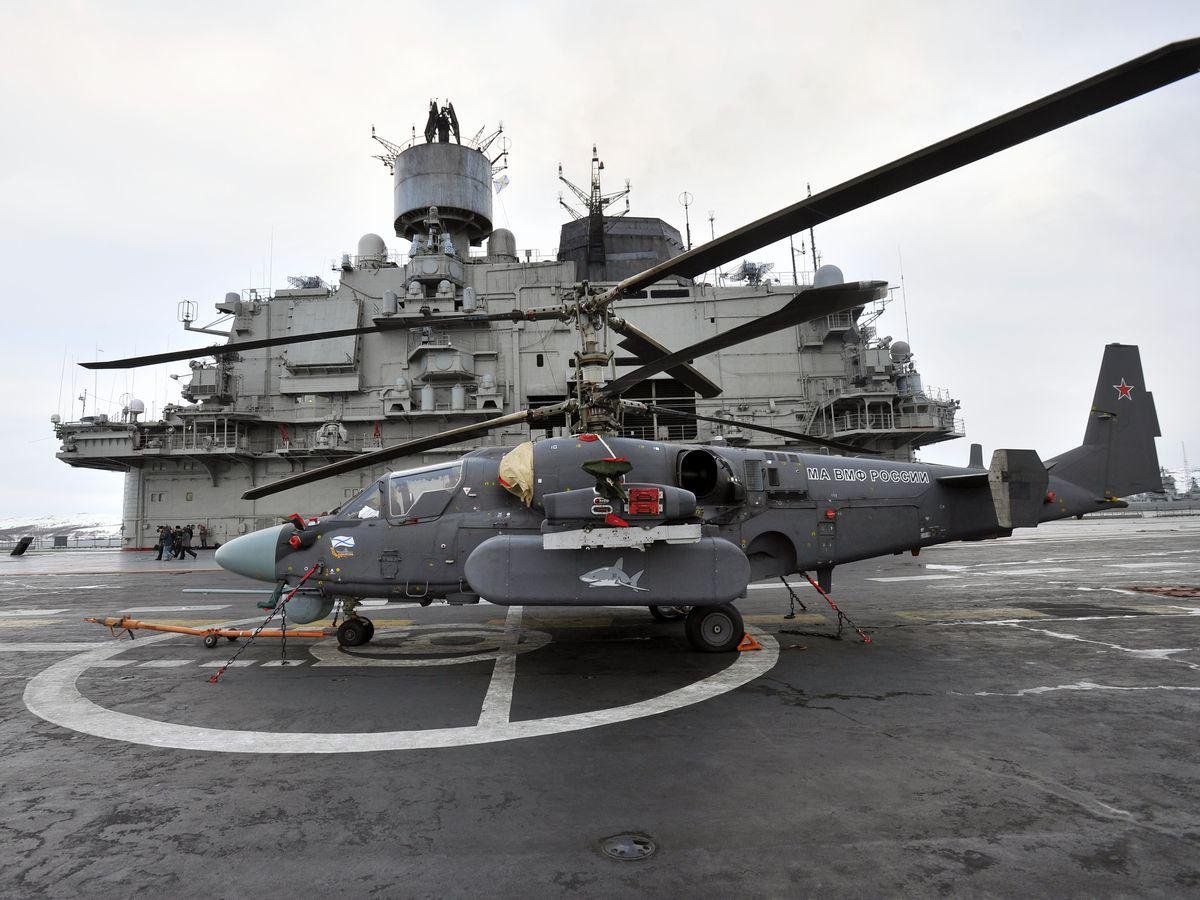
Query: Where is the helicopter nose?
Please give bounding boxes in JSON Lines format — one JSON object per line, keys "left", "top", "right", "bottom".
{"left": 215, "top": 524, "right": 287, "bottom": 582}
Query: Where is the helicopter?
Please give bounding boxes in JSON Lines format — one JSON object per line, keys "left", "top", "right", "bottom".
{"left": 84, "top": 40, "right": 1196, "bottom": 652}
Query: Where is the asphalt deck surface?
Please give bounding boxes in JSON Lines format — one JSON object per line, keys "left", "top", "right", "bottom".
{"left": 1, "top": 517, "right": 1198, "bottom": 897}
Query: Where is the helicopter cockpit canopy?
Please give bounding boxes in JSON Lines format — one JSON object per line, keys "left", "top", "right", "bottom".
{"left": 387, "top": 462, "right": 463, "bottom": 517}
{"left": 335, "top": 461, "right": 464, "bottom": 520}
{"left": 339, "top": 482, "right": 384, "bottom": 519}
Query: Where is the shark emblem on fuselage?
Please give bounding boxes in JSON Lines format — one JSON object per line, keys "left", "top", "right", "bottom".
{"left": 578, "top": 557, "right": 649, "bottom": 592}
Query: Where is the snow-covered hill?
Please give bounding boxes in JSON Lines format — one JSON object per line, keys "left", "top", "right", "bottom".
{"left": 0, "top": 514, "right": 121, "bottom": 540}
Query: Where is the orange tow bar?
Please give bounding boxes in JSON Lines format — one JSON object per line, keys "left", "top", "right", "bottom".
{"left": 85, "top": 616, "right": 334, "bottom": 648}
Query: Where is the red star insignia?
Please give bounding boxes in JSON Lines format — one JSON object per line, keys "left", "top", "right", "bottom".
{"left": 1113, "top": 378, "right": 1134, "bottom": 400}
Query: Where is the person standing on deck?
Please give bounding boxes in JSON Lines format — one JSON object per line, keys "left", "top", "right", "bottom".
{"left": 179, "top": 525, "right": 197, "bottom": 560}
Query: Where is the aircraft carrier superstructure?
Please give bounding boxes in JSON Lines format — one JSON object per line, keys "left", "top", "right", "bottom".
{"left": 54, "top": 113, "right": 963, "bottom": 548}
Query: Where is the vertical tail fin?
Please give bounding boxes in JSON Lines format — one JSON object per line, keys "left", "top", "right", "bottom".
{"left": 1048, "top": 343, "right": 1162, "bottom": 498}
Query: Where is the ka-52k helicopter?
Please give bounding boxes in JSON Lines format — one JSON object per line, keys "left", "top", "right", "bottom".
{"left": 86, "top": 40, "right": 1196, "bottom": 652}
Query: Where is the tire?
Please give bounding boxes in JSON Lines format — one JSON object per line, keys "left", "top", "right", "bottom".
{"left": 684, "top": 604, "right": 744, "bottom": 653}
{"left": 203, "top": 633, "right": 219, "bottom": 649}
{"left": 649, "top": 605, "right": 688, "bottom": 623}
{"left": 362, "top": 618, "right": 375, "bottom": 643}
{"left": 337, "top": 618, "right": 368, "bottom": 648}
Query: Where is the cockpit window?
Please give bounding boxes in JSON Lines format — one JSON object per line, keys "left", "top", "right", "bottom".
{"left": 339, "top": 482, "right": 383, "bottom": 519}
{"left": 388, "top": 463, "right": 463, "bottom": 517}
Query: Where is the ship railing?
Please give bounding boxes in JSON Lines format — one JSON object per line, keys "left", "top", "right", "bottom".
{"left": 811, "top": 411, "right": 965, "bottom": 436}
{"left": 142, "top": 435, "right": 250, "bottom": 454}
{"left": 0, "top": 535, "right": 124, "bottom": 552}
{"left": 274, "top": 436, "right": 385, "bottom": 453}
{"left": 376, "top": 130, "right": 504, "bottom": 156}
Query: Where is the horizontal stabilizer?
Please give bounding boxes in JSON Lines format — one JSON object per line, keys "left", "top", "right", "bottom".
{"left": 938, "top": 472, "right": 989, "bottom": 487}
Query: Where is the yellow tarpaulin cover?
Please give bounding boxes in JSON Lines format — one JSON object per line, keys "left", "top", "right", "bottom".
{"left": 498, "top": 441, "right": 535, "bottom": 506}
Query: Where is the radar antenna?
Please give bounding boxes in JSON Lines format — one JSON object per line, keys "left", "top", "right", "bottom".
{"left": 727, "top": 261, "right": 775, "bottom": 287}
{"left": 558, "top": 145, "right": 632, "bottom": 281}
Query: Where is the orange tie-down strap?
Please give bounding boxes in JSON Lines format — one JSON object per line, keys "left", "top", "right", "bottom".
{"left": 84, "top": 616, "right": 334, "bottom": 640}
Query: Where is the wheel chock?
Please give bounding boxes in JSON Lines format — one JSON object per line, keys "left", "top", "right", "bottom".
{"left": 737, "top": 632, "right": 763, "bottom": 652}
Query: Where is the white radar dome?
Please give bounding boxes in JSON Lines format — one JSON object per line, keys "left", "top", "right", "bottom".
{"left": 357, "top": 233, "right": 387, "bottom": 260}
{"left": 488, "top": 228, "right": 518, "bottom": 260}
{"left": 813, "top": 264, "right": 845, "bottom": 288}
{"left": 889, "top": 340, "right": 912, "bottom": 362}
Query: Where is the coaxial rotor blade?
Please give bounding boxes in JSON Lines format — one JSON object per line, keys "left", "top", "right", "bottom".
{"left": 606, "top": 316, "right": 722, "bottom": 398}
{"left": 80, "top": 325, "right": 389, "bottom": 370}
{"left": 80, "top": 308, "right": 567, "bottom": 370}
{"left": 241, "top": 405, "right": 567, "bottom": 500}
{"left": 622, "top": 400, "right": 877, "bottom": 456}
{"left": 608, "top": 38, "right": 1200, "bottom": 298}
{"left": 601, "top": 281, "right": 886, "bottom": 398}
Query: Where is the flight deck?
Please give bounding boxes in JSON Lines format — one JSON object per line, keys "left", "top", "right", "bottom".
{"left": 1, "top": 516, "right": 1198, "bottom": 896}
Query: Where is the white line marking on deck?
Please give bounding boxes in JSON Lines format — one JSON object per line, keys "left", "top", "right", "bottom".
{"left": 121, "top": 605, "right": 231, "bottom": 613}
{"left": 261, "top": 659, "right": 307, "bottom": 667}
{"left": 868, "top": 575, "right": 958, "bottom": 583}
{"left": 137, "top": 659, "right": 195, "bottom": 668}
{"left": 24, "top": 621, "right": 779, "bottom": 754}
{"left": 478, "top": 606, "right": 523, "bottom": 727}
{"left": 1106, "top": 562, "right": 1184, "bottom": 569}
{"left": 181, "top": 588, "right": 277, "bottom": 594}
{"left": 0, "top": 609, "right": 69, "bottom": 618}
{"left": 977, "top": 568, "right": 1079, "bottom": 576}
{"left": 0, "top": 643, "right": 106, "bottom": 651}
{"left": 991, "top": 623, "right": 1199, "bottom": 671}
{"left": 973, "top": 681, "right": 1200, "bottom": 697}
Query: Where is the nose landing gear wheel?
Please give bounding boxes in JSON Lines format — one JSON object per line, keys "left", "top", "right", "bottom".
{"left": 649, "top": 605, "right": 688, "bottom": 623}
{"left": 336, "top": 617, "right": 372, "bottom": 648}
{"left": 684, "top": 604, "right": 744, "bottom": 653}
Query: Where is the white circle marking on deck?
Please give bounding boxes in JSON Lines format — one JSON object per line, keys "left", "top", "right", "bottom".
{"left": 24, "top": 624, "right": 779, "bottom": 754}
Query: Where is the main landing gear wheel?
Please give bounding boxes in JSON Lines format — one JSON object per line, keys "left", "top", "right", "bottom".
{"left": 649, "top": 605, "right": 688, "bottom": 623}
{"left": 337, "top": 617, "right": 373, "bottom": 648}
{"left": 684, "top": 604, "right": 744, "bottom": 653}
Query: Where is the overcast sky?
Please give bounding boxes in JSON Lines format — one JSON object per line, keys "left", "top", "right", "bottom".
{"left": 1, "top": 1, "right": 1197, "bottom": 517}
